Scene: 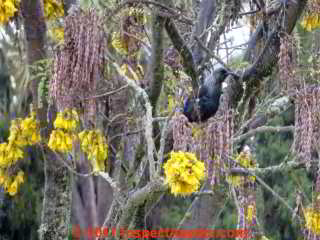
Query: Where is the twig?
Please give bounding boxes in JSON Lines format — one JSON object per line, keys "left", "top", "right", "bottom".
{"left": 109, "top": 129, "right": 144, "bottom": 141}
{"left": 194, "top": 36, "right": 231, "bottom": 71}
{"left": 107, "top": 0, "right": 193, "bottom": 25}
{"left": 157, "top": 111, "right": 175, "bottom": 170}
{"left": 228, "top": 157, "right": 296, "bottom": 215}
{"left": 52, "top": 150, "right": 94, "bottom": 178}
{"left": 83, "top": 84, "right": 129, "bottom": 100}
{"left": 233, "top": 125, "right": 294, "bottom": 143}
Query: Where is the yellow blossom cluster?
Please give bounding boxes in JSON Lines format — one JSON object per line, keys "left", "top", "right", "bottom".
{"left": 0, "top": 142, "right": 23, "bottom": 167}
{"left": 0, "top": 112, "right": 39, "bottom": 196}
{"left": 54, "top": 108, "right": 79, "bottom": 131}
{"left": 48, "top": 108, "right": 78, "bottom": 153}
{"left": 0, "top": 112, "right": 40, "bottom": 168}
{"left": 0, "top": 0, "right": 20, "bottom": 24}
{"left": 9, "top": 113, "right": 41, "bottom": 146}
{"left": 227, "top": 151, "right": 256, "bottom": 186}
{"left": 301, "top": 14, "right": 320, "bottom": 31}
{"left": 0, "top": 170, "right": 24, "bottom": 196}
{"left": 163, "top": 151, "right": 205, "bottom": 196}
{"left": 49, "top": 26, "right": 64, "bottom": 43}
{"left": 127, "top": 7, "right": 147, "bottom": 25}
{"left": 246, "top": 204, "right": 256, "bottom": 223}
{"left": 43, "top": 0, "right": 64, "bottom": 20}
{"left": 111, "top": 7, "right": 146, "bottom": 55}
{"left": 48, "top": 129, "right": 74, "bottom": 153}
{"left": 48, "top": 109, "right": 109, "bottom": 173}
{"left": 111, "top": 32, "right": 128, "bottom": 55}
{"left": 78, "top": 130, "right": 108, "bottom": 172}
{"left": 304, "top": 207, "right": 320, "bottom": 235}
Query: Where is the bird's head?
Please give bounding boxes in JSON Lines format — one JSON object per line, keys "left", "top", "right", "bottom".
{"left": 183, "top": 68, "right": 239, "bottom": 122}
{"left": 212, "top": 68, "right": 239, "bottom": 84}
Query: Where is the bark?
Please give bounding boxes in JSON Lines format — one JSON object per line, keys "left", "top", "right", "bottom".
{"left": 116, "top": 179, "right": 167, "bottom": 237}
{"left": 0, "top": 49, "right": 10, "bottom": 115}
{"left": 149, "top": 6, "right": 165, "bottom": 150}
{"left": 165, "top": 19, "right": 199, "bottom": 92}
{"left": 148, "top": 12, "right": 165, "bottom": 113}
{"left": 39, "top": 150, "right": 72, "bottom": 240}
{"left": 191, "top": 0, "right": 217, "bottom": 66}
{"left": 21, "top": 0, "right": 46, "bottom": 110}
{"left": 20, "top": 0, "right": 76, "bottom": 238}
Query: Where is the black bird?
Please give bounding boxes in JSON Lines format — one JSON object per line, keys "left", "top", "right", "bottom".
{"left": 183, "top": 68, "right": 238, "bottom": 122}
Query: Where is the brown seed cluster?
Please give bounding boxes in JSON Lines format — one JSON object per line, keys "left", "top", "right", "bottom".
{"left": 278, "top": 35, "right": 298, "bottom": 93}
{"left": 307, "top": 0, "right": 320, "bottom": 14}
{"left": 172, "top": 113, "right": 192, "bottom": 151}
{"left": 294, "top": 87, "right": 320, "bottom": 169}
{"left": 50, "top": 8, "right": 104, "bottom": 119}
{"left": 172, "top": 109, "right": 233, "bottom": 186}
{"left": 205, "top": 111, "right": 233, "bottom": 185}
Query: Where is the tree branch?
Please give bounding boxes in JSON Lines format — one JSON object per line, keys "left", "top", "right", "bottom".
{"left": 165, "top": 18, "right": 199, "bottom": 92}
{"left": 116, "top": 179, "right": 167, "bottom": 236}
{"left": 108, "top": 0, "right": 193, "bottom": 25}
{"left": 233, "top": 125, "right": 294, "bottom": 143}
{"left": 113, "top": 63, "right": 157, "bottom": 178}
{"left": 149, "top": 10, "right": 165, "bottom": 114}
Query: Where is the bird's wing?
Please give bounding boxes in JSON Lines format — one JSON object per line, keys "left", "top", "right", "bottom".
{"left": 198, "top": 84, "right": 208, "bottom": 98}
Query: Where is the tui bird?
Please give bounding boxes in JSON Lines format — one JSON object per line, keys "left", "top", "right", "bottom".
{"left": 183, "top": 68, "right": 238, "bottom": 122}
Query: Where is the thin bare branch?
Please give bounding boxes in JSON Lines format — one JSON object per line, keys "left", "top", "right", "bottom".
{"left": 113, "top": 62, "right": 157, "bottom": 178}
{"left": 233, "top": 125, "right": 294, "bottom": 143}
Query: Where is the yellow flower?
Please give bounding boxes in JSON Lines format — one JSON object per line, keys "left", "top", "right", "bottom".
{"left": 0, "top": 143, "right": 10, "bottom": 167}
{"left": 7, "top": 180, "right": 18, "bottom": 196}
{"left": 0, "top": 142, "right": 23, "bottom": 167}
{"left": 246, "top": 204, "right": 255, "bottom": 223}
{"left": 304, "top": 207, "right": 320, "bottom": 234}
{"left": 2, "top": 178, "right": 11, "bottom": 190}
{"left": 128, "top": 7, "right": 146, "bottom": 25}
{"left": 6, "top": 143, "right": 24, "bottom": 164}
{"left": 167, "top": 95, "right": 176, "bottom": 112}
{"left": 49, "top": 27, "right": 64, "bottom": 43}
{"left": 8, "top": 113, "right": 40, "bottom": 146}
{"left": 54, "top": 108, "right": 79, "bottom": 131}
{"left": 8, "top": 119, "right": 28, "bottom": 147}
{"left": 4, "top": 0, "right": 16, "bottom": 15}
{"left": 48, "top": 130, "right": 73, "bottom": 153}
{"left": 0, "top": 0, "right": 19, "bottom": 24}
{"left": 227, "top": 151, "right": 256, "bottom": 186}
{"left": 0, "top": 112, "right": 40, "bottom": 169}
{"left": 163, "top": 151, "right": 205, "bottom": 196}
{"left": 0, "top": 171, "right": 5, "bottom": 185}
{"left": 15, "top": 170, "right": 24, "bottom": 184}
{"left": 43, "top": 0, "right": 64, "bottom": 20}
{"left": 111, "top": 32, "right": 128, "bottom": 55}
{"left": 79, "top": 129, "right": 108, "bottom": 172}
{"left": 301, "top": 14, "right": 320, "bottom": 31}
{"left": 20, "top": 113, "right": 41, "bottom": 145}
